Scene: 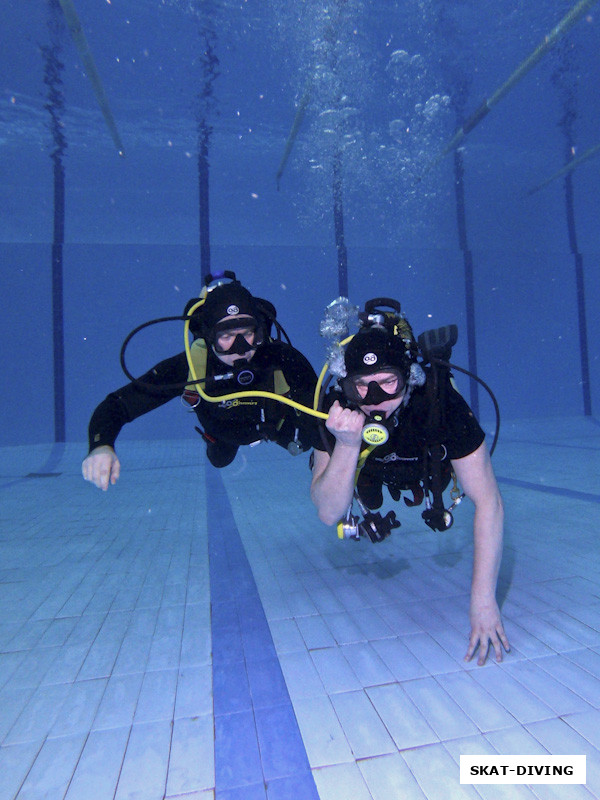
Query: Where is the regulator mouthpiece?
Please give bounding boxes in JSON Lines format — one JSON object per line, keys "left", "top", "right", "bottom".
{"left": 362, "top": 413, "right": 389, "bottom": 446}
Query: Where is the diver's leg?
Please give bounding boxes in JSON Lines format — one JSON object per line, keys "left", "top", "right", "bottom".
{"left": 206, "top": 441, "right": 239, "bottom": 468}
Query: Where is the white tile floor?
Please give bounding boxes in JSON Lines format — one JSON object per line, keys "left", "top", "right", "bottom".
{"left": 1, "top": 416, "right": 599, "bottom": 799}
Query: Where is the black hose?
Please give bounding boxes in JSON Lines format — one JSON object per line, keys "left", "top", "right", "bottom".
{"left": 119, "top": 311, "right": 290, "bottom": 391}
{"left": 119, "top": 315, "right": 206, "bottom": 391}
{"left": 432, "top": 358, "right": 501, "bottom": 456}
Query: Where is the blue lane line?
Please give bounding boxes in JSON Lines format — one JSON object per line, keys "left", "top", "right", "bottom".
{"left": 497, "top": 475, "right": 600, "bottom": 504}
{"left": 206, "top": 467, "right": 320, "bottom": 800}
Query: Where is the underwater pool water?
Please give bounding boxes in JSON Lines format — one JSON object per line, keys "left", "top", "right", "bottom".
{"left": 1, "top": 2, "right": 600, "bottom": 798}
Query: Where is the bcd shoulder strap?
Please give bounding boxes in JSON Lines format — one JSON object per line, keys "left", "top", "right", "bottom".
{"left": 183, "top": 339, "right": 209, "bottom": 404}
{"left": 421, "top": 363, "right": 452, "bottom": 531}
{"left": 273, "top": 369, "right": 290, "bottom": 396}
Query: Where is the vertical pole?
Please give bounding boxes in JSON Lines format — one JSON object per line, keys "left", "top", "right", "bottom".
{"left": 333, "top": 151, "right": 348, "bottom": 297}
{"left": 52, "top": 160, "right": 66, "bottom": 442}
{"left": 44, "top": 0, "right": 67, "bottom": 442}
{"left": 564, "top": 170, "right": 591, "bottom": 415}
{"left": 197, "top": 14, "right": 219, "bottom": 284}
{"left": 453, "top": 147, "right": 479, "bottom": 417}
{"left": 198, "top": 126, "right": 211, "bottom": 283}
{"left": 553, "top": 47, "right": 592, "bottom": 416}
{"left": 431, "top": 3, "right": 481, "bottom": 414}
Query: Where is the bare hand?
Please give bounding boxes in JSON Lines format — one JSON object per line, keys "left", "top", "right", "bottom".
{"left": 465, "top": 598, "right": 510, "bottom": 666}
{"left": 82, "top": 445, "right": 121, "bottom": 491}
{"left": 326, "top": 400, "right": 364, "bottom": 447}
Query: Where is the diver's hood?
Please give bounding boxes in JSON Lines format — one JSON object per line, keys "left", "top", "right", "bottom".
{"left": 344, "top": 327, "right": 411, "bottom": 378}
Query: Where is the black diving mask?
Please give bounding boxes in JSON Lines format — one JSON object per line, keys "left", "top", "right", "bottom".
{"left": 218, "top": 333, "right": 256, "bottom": 356}
{"left": 341, "top": 368, "right": 405, "bottom": 407}
{"left": 212, "top": 317, "right": 262, "bottom": 356}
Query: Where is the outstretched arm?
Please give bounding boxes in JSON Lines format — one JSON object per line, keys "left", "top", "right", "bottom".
{"left": 452, "top": 441, "right": 510, "bottom": 665}
{"left": 83, "top": 352, "right": 188, "bottom": 490}
{"left": 82, "top": 445, "right": 121, "bottom": 491}
{"left": 310, "top": 401, "right": 365, "bottom": 525}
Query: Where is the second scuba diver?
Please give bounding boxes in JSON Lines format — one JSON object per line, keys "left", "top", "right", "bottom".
{"left": 82, "top": 272, "right": 321, "bottom": 489}
{"left": 310, "top": 298, "right": 510, "bottom": 666}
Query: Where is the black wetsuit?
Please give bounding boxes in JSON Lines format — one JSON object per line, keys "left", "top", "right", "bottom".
{"left": 315, "top": 371, "right": 485, "bottom": 509}
{"left": 88, "top": 340, "right": 321, "bottom": 467}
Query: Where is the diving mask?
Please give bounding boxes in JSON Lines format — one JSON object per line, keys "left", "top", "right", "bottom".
{"left": 341, "top": 368, "right": 406, "bottom": 407}
{"left": 212, "top": 316, "right": 261, "bottom": 356}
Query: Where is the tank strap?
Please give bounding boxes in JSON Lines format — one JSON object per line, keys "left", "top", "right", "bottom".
{"left": 183, "top": 338, "right": 209, "bottom": 403}
{"left": 273, "top": 369, "right": 290, "bottom": 396}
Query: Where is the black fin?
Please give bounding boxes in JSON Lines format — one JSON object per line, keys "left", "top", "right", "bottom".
{"left": 418, "top": 324, "right": 458, "bottom": 362}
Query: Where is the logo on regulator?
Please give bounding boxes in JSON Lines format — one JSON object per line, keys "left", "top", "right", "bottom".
{"left": 362, "top": 413, "right": 389, "bottom": 446}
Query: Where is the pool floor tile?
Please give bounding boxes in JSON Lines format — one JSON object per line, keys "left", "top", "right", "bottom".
{"left": 1, "top": 427, "right": 600, "bottom": 798}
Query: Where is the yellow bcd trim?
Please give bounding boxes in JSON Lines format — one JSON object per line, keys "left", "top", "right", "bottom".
{"left": 186, "top": 338, "right": 290, "bottom": 397}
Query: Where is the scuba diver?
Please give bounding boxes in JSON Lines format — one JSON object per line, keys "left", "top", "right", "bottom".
{"left": 82, "top": 272, "right": 321, "bottom": 489}
{"left": 311, "top": 297, "right": 510, "bottom": 666}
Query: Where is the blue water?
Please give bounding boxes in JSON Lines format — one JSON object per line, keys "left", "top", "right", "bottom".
{"left": 1, "top": 0, "right": 599, "bottom": 444}
{"left": 2, "top": 5, "right": 600, "bottom": 799}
